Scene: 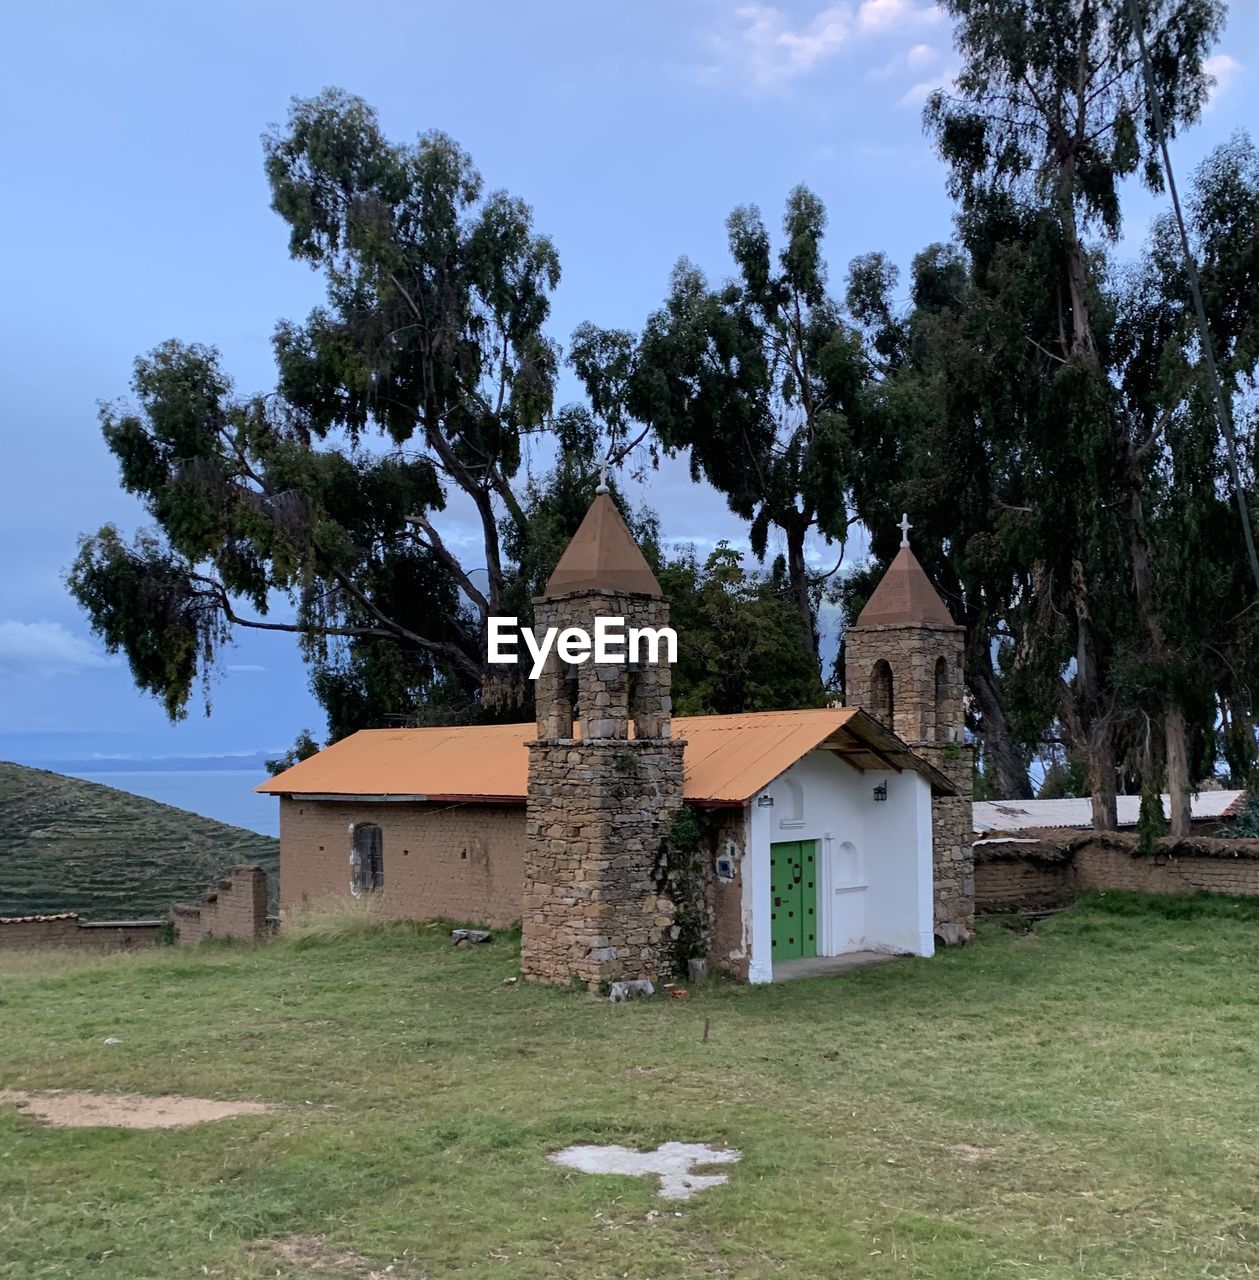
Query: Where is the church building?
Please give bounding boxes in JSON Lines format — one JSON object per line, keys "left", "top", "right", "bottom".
{"left": 260, "top": 492, "right": 974, "bottom": 984}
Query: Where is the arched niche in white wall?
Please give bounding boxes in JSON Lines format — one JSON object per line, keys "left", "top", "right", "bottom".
{"left": 834, "top": 839, "right": 861, "bottom": 886}
{"left": 776, "top": 775, "right": 805, "bottom": 830}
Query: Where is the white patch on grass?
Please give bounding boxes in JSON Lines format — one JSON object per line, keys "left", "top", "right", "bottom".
{"left": 550, "top": 1141, "right": 741, "bottom": 1200}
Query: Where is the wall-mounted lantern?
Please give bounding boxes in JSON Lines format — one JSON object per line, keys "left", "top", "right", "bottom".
{"left": 757, "top": 794, "right": 774, "bottom": 807}
{"left": 872, "top": 782, "right": 888, "bottom": 803}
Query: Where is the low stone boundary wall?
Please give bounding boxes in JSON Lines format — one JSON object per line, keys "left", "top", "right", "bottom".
{"left": 171, "top": 865, "right": 270, "bottom": 943}
{"left": 975, "top": 829, "right": 1259, "bottom": 912}
{"left": 0, "top": 914, "right": 163, "bottom": 952}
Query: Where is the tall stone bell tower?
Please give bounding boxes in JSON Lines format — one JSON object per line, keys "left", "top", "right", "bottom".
{"left": 520, "top": 486, "right": 687, "bottom": 986}
{"left": 843, "top": 515, "right": 974, "bottom": 938}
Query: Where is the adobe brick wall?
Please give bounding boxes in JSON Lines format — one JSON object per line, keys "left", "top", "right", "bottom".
{"left": 974, "top": 831, "right": 1259, "bottom": 911}
{"left": 172, "top": 865, "right": 270, "bottom": 943}
{"left": 279, "top": 799, "right": 525, "bottom": 927}
{"left": 971, "top": 848, "right": 1071, "bottom": 910}
{"left": 701, "top": 806, "right": 750, "bottom": 981}
{"left": 0, "top": 914, "right": 162, "bottom": 952}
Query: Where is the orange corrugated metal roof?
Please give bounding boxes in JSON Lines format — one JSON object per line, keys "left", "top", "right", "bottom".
{"left": 258, "top": 707, "right": 954, "bottom": 805}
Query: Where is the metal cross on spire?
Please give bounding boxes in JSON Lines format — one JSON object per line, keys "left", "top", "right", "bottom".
{"left": 898, "top": 512, "right": 912, "bottom": 548}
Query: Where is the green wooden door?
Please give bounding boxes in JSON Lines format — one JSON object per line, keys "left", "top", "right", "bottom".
{"left": 770, "top": 840, "right": 818, "bottom": 962}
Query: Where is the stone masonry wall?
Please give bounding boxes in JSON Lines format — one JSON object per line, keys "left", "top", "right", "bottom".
{"left": 0, "top": 914, "right": 162, "bottom": 952}
{"left": 523, "top": 587, "right": 686, "bottom": 987}
{"left": 846, "top": 621, "right": 975, "bottom": 934}
{"left": 279, "top": 799, "right": 525, "bottom": 927}
{"left": 522, "top": 738, "right": 686, "bottom": 986}
{"left": 974, "top": 832, "right": 1259, "bottom": 911}
{"left": 172, "top": 865, "right": 269, "bottom": 943}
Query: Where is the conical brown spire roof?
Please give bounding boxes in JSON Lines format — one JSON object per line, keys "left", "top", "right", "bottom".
{"left": 544, "top": 490, "right": 662, "bottom": 598}
{"left": 855, "top": 545, "right": 955, "bottom": 626}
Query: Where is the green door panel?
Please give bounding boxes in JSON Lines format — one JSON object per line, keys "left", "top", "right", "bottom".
{"left": 771, "top": 839, "right": 818, "bottom": 963}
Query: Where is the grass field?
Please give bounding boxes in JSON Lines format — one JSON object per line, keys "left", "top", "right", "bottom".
{"left": 0, "top": 761, "right": 278, "bottom": 918}
{"left": 2, "top": 893, "right": 1258, "bottom": 1279}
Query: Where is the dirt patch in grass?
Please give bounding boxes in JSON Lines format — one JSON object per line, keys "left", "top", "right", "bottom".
{"left": 0, "top": 1089, "right": 274, "bottom": 1129}
{"left": 247, "top": 1235, "right": 406, "bottom": 1278}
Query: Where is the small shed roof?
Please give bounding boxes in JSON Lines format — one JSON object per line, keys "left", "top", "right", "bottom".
{"left": 258, "top": 706, "right": 955, "bottom": 806}
{"left": 974, "top": 790, "right": 1244, "bottom": 833}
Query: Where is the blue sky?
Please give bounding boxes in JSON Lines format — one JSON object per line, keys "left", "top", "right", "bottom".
{"left": 1, "top": 0, "right": 1254, "bottom": 764}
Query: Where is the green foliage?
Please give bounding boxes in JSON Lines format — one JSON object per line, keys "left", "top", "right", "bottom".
{"left": 70, "top": 89, "right": 570, "bottom": 729}
{"left": 659, "top": 804, "right": 708, "bottom": 977}
{"left": 265, "top": 728, "right": 322, "bottom": 777}
{"left": 926, "top": 0, "right": 1224, "bottom": 240}
{"left": 574, "top": 187, "right": 863, "bottom": 670}
{"left": 659, "top": 544, "right": 823, "bottom": 716}
{"left": 1218, "top": 791, "right": 1259, "bottom": 839}
{"left": 1038, "top": 752, "right": 1089, "bottom": 800}
{"left": 1137, "top": 784, "right": 1169, "bottom": 856}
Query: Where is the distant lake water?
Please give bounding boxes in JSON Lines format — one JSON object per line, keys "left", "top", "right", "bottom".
{"left": 67, "top": 770, "right": 279, "bottom": 838}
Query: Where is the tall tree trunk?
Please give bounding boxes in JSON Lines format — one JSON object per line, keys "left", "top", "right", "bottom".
{"left": 1070, "top": 561, "right": 1118, "bottom": 829}
{"left": 965, "top": 634, "right": 1032, "bottom": 799}
{"left": 1084, "top": 715, "right": 1119, "bottom": 830}
{"left": 1165, "top": 706, "right": 1192, "bottom": 837}
{"left": 784, "top": 516, "right": 819, "bottom": 675}
{"left": 1124, "top": 467, "right": 1192, "bottom": 837}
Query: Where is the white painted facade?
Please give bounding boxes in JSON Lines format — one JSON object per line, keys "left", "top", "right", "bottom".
{"left": 741, "top": 748, "right": 935, "bottom": 983}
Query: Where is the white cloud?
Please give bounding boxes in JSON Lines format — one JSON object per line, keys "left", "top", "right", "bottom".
{"left": 906, "top": 41, "right": 938, "bottom": 69}
{"left": 724, "top": 4, "right": 853, "bottom": 87}
{"left": 0, "top": 621, "right": 117, "bottom": 676}
{"left": 870, "top": 39, "right": 939, "bottom": 79}
{"left": 227, "top": 663, "right": 267, "bottom": 674}
{"left": 703, "top": 1, "right": 946, "bottom": 91}
{"left": 857, "top": 0, "right": 943, "bottom": 34}
{"left": 1204, "top": 53, "right": 1241, "bottom": 103}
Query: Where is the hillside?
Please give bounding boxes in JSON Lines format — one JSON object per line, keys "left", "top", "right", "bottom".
{"left": 0, "top": 761, "right": 279, "bottom": 919}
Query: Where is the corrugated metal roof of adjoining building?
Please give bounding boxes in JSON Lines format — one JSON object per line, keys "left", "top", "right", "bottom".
{"left": 974, "top": 790, "right": 1245, "bottom": 833}
{"left": 258, "top": 706, "right": 955, "bottom": 807}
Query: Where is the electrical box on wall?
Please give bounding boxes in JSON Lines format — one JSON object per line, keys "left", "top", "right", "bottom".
{"left": 715, "top": 838, "right": 740, "bottom": 882}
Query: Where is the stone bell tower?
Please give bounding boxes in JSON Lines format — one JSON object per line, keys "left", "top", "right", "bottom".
{"left": 844, "top": 516, "right": 974, "bottom": 938}
{"left": 520, "top": 486, "right": 687, "bottom": 987}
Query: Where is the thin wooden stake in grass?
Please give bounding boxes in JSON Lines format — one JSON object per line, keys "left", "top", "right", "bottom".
{"left": 702, "top": 1017, "right": 710, "bottom": 1044}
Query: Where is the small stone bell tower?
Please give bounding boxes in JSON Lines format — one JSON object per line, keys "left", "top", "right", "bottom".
{"left": 844, "top": 517, "right": 974, "bottom": 937}
{"left": 520, "top": 487, "right": 687, "bottom": 987}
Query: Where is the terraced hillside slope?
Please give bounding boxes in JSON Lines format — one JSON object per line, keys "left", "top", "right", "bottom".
{"left": 0, "top": 762, "right": 279, "bottom": 919}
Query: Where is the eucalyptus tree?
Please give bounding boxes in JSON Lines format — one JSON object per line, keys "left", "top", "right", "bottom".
{"left": 70, "top": 90, "right": 565, "bottom": 725}
{"left": 573, "top": 187, "right": 862, "bottom": 671}
{"left": 1113, "top": 136, "right": 1259, "bottom": 807}
{"left": 926, "top": 0, "right": 1226, "bottom": 829}
{"left": 844, "top": 236, "right": 1063, "bottom": 800}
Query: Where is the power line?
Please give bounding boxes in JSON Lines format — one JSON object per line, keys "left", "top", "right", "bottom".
{"left": 1126, "top": 0, "right": 1259, "bottom": 593}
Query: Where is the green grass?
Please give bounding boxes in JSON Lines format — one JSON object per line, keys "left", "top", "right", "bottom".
{"left": 0, "top": 761, "right": 278, "bottom": 918}
{"left": 1, "top": 893, "right": 1258, "bottom": 1279}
